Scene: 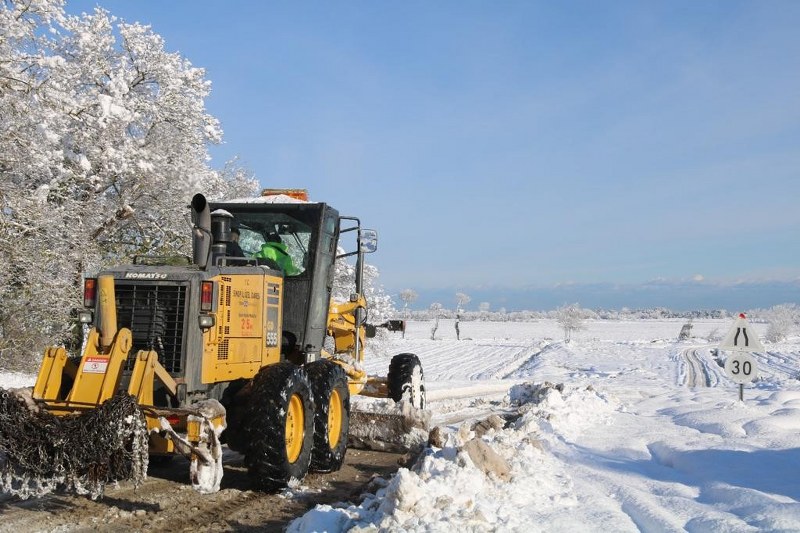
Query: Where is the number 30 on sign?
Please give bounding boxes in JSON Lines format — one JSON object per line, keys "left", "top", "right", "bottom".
{"left": 724, "top": 352, "right": 757, "bottom": 384}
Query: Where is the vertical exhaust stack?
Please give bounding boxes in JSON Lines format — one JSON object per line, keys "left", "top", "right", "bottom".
{"left": 191, "top": 193, "right": 211, "bottom": 269}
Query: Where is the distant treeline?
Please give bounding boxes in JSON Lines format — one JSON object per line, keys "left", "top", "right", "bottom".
{"left": 404, "top": 307, "right": 745, "bottom": 322}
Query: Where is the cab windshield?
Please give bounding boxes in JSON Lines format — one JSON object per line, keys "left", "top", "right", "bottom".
{"left": 234, "top": 213, "right": 311, "bottom": 276}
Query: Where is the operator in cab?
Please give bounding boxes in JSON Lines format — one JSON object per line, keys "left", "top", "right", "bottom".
{"left": 226, "top": 225, "right": 245, "bottom": 258}
{"left": 255, "top": 233, "right": 299, "bottom": 275}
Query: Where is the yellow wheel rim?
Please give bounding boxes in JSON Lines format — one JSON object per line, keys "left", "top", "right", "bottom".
{"left": 285, "top": 393, "right": 305, "bottom": 463}
{"left": 328, "top": 389, "right": 343, "bottom": 449}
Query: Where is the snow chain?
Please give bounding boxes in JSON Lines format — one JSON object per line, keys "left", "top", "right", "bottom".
{"left": 0, "top": 389, "right": 149, "bottom": 500}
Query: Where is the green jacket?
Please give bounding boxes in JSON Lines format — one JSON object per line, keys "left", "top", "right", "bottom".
{"left": 255, "top": 242, "right": 299, "bottom": 275}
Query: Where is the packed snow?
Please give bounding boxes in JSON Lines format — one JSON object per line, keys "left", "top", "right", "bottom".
{"left": 291, "top": 318, "right": 800, "bottom": 532}
{"left": 4, "top": 318, "right": 800, "bottom": 531}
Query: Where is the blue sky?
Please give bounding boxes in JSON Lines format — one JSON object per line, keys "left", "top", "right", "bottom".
{"left": 68, "top": 1, "right": 800, "bottom": 310}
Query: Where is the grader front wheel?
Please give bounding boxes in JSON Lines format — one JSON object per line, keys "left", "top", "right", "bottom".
{"left": 306, "top": 360, "right": 350, "bottom": 472}
{"left": 242, "top": 363, "right": 314, "bottom": 490}
{"left": 285, "top": 392, "right": 306, "bottom": 463}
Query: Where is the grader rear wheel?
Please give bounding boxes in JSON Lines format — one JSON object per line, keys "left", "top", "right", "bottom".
{"left": 306, "top": 360, "right": 350, "bottom": 472}
{"left": 388, "top": 353, "right": 426, "bottom": 409}
{"left": 241, "top": 363, "right": 314, "bottom": 490}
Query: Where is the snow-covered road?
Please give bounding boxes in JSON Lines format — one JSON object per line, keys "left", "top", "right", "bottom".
{"left": 309, "top": 318, "right": 800, "bottom": 531}
{"left": 4, "top": 318, "right": 800, "bottom": 531}
{"left": 676, "top": 347, "right": 723, "bottom": 387}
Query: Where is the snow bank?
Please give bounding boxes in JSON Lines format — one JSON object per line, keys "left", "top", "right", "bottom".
{"left": 509, "top": 382, "right": 618, "bottom": 442}
{"left": 289, "top": 383, "right": 617, "bottom": 532}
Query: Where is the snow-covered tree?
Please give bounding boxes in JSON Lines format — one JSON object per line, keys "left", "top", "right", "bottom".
{"left": 678, "top": 319, "right": 693, "bottom": 340}
{"left": 206, "top": 156, "right": 260, "bottom": 201}
{"left": 454, "top": 292, "right": 470, "bottom": 340}
{"left": 429, "top": 302, "right": 443, "bottom": 340}
{"left": 329, "top": 245, "right": 395, "bottom": 359}
{"left": 331, "top": 248, "right": 394, "bottom": 324}
{"left": 0, "top": 1, "right": 250, "bottom": 369}
{"left": 398, "top": 289, "right": 417, "bottom": 339}
{"left": 400, "top": 289, "right": 418, "bottom": 318}
{"left": 555, "top": 303, "right": 587, "bottom": 343}
{"left": 764, "top": 304, "right": 799, "bottom": 342}
{"left": 455, "top": 292, "right": 471, "bottom": 312}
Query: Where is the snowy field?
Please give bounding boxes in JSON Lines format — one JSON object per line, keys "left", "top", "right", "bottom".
{"left": 293, "top": 318, "right": 800, "bottom": 532}
{"left": 3, "top": 318, "right": 800, "bottom": 532}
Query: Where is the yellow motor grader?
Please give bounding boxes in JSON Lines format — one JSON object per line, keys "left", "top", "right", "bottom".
{"left": 0, "top": 191, "right": 426, "bottom": 498}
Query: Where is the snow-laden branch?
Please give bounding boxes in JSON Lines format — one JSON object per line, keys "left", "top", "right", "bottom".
{"left": 0, "top": 0, "right": 258, "bottom": 369}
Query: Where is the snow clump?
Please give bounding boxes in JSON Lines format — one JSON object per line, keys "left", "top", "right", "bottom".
{"left": 288, "top": 382, "right": 621, "bottom": 532}
{"left": 508, "top": 381, "right": 618, "bottom": 442}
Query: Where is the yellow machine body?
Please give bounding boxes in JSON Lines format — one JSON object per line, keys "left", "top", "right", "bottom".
{"left": 325, "top": 295, "right": 370, "bottom": 396}
{"left": 201, "top": 273, "right": 284, "bottom": 384}
{"left": 4, "top": 192, "right": 421, "bottom": 499}
{"left": 31, "top": 271, "right": 283, "bottom": 454}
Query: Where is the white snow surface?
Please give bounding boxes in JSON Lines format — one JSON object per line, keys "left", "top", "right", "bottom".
{"left": 5, "top": 318, "right": 800, "bottom": 531}
{"left": 289, "top": 318, "right": 800, "bottom": 532}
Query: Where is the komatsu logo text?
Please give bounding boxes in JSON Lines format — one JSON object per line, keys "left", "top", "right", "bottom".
{"left": 124, "top": 272, "right": 168, "bottom": 280}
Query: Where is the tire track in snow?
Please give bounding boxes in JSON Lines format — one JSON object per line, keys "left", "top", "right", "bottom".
{"left": 677, "top": 348, "right": 716, "bottom": 387}
{"left": 551, "top": 438, "right": 722, "bottom": 532}
{"left": 498, "top": 341, "right": 550, "bottom": 379}
{"left": 544, "top": 441, "right": 685, "bottom": 531}
{"left": 381, "top": 339, "right": 543, "bottom": 382}
{"left": 752, "top": 351, "right": 800, "bottom": 380}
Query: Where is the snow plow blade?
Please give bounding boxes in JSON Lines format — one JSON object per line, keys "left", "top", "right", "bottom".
{"left": 348, "top": 400, "right": 431, "bottom": 453}
{"left": 0, "top": 388, "right": 149, "bottom": 500}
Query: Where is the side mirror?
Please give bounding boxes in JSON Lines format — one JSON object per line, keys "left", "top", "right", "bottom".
{"left": 360, "top": 229, "right": 378, "bottom": 253}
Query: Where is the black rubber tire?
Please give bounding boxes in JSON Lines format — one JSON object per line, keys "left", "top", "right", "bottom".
{"left": 241, "top": 363, "right": 314, "bottom": 490}
{"left": 147, "top": 455, "right": 174, "bottom": 468}
{"left": 387, "top": 353, "right": 426, "bottom": 409}
{"left": 219, "top": 378, "right": 249, "bottom": 450}
{"left": 306, "top": 360, "right": 350, "bottom": 472}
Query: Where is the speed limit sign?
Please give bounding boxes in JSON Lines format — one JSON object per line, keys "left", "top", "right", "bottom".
{"left": 724, "top": 352, "right": 757, "bottom": 384}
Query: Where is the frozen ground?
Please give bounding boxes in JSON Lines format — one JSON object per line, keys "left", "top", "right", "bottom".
{"left": 293, "top": 318, "right": 800, "bottom": 532}
{"left": 4, "top": 318, "right": 800, "bottom": 532}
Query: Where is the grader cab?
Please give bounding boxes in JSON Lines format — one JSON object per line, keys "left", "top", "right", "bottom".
{"left": 0, "top": 190, "right": 426, "bottom": 499}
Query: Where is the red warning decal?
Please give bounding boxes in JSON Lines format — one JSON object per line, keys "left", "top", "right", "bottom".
{"left": 83, "top": 356, "right": 109, "bottom": 374}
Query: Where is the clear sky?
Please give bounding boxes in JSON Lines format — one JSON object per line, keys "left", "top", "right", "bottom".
{"left": 68, "top": 1, "right": 800, "bottom": 309}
